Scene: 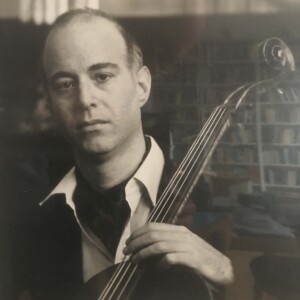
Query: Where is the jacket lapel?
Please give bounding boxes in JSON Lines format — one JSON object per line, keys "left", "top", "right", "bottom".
{"left": 33, "top": 194, "right": 83, "bottom": 299}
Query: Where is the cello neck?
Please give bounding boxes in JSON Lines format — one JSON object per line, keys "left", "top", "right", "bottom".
{"left": 148, "top": 104, "right": 231, "bottom": 224}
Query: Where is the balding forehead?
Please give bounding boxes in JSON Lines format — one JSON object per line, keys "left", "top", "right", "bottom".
{"left": 45, "top": 16, "right": 125, "bottom": 50}
{"left": 43, "top": 17, "right": 128, "bottom": 72}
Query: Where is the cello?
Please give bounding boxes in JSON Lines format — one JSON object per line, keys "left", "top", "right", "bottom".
{"left": 74, "top": 38, "right": 295, "bottom": 300}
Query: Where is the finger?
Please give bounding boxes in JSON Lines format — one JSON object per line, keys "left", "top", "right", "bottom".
{"left": 124, "top": 227, "right": 193, "bottom": 255}
{"left": 131, "top": 241, "right": 190, "bottom": 263}
{"left": 127, "top": 222, "right": 188, "bottom": 244}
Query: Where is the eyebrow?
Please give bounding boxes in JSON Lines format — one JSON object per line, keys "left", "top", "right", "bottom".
{"left": 89, "top": 63, "right": 120, "bottom": 72}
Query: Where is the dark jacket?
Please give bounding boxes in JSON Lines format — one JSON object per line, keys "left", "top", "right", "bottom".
{"left": 13, "top": 161, "right": 199, "bottom": 300}
{"left": 24, "top": 194, "right": 83, "bottom": 300}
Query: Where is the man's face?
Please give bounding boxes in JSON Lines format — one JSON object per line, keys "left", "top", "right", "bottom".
{"left": 43, "top": 18, "right": 150, "bottom": 157}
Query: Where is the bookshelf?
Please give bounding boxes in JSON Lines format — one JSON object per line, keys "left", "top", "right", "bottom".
{"left": 255, "top": 84, "right": 300, "bottom": 193}
{"left": 151, "top": 44, "right": 205, "bottom": 147}
{"left": 151, "top": 39, "right": 300, "bottom": 197}
{"left": 211, "top": 81, "right": 300, "bottom": 196}
{"left": 197, "top": 41, "right": 260, "bottom": 190}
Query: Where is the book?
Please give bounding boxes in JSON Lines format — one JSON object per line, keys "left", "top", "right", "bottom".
{"left": 287, "top": 170, "right": 297, "bottom": 186}
{"left": 281, "top": 148, "right": 290, "bottom": 164}
{"left": 264, "top": 107, "right": 276, "bottom": 122}
{"left": 281, "top": 127, "right": 295, "bottom": 144}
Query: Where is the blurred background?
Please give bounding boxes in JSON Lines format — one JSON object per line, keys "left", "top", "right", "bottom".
{"left": 1, "top": 1, "right": 300, "bottom": 299}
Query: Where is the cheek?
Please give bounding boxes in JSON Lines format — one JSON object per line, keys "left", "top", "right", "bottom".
{"left": 117, "top": 98, "right": 139, "bottom": 122}
{"left": 119, "top": 103, "right": 141, "bottom": 132}
{"left": 120, "top": 87, "right": 140, "bottom": 113}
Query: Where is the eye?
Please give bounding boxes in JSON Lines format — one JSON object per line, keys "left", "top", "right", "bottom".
{"left": 94, "top": 73, "right": 112, "bottom": 83}
{"left": 53, "top": 79, "right": 76, "bottom": 91}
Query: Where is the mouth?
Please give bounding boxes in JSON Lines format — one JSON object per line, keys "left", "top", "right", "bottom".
{"left": 76, "top": 119, "right": 109, "bottom": 131}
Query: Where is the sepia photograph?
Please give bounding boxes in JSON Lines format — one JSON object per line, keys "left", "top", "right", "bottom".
{"left": 0, "top": 1, "right": 300, "bottom": 299}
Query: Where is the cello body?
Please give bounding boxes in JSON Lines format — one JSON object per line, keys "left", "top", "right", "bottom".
{"left": 74, "top": 262, "right": 211, "bottom": 300}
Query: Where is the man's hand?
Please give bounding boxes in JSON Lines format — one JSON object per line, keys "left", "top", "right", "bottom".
{"left": 123, "top": 223, "right": 234, "bottom": 285}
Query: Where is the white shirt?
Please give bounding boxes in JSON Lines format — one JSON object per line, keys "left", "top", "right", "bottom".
{"left": 40, "top": 136, "right": 165, "bottom": 282}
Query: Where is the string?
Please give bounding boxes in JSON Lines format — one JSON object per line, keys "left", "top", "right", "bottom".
{"left": 150, "top": 106, "right": 228, "bottom": 223}
{"left": 116, "top": 264, "right": 138, "bottom": 300}
{"left": 99, "top": 106, "right": 229, "bottom": 300}
{"left": 159, "top": 109, "right": 230, "bottom": 224}
{"left": 163, "top": 81, "right": 262, "bottom": 222}
{"left": 100, "top": 107, "right": 227, "bottom": 296}
{"left": 98, "top": 261, "right": 135, "bottom": 300}
{"left": 159, "top": 83, "right": 249, "bottom": 203}
{"left": 98, "top": 83, "right": 254, "bottom": 299}
{"left": 149, "top": 83, "right": 253, "bottom": 224}
{"left": 148, "top": 85, "right": 246, "bottom": 223}
{"left": 151, "top": 105, "right": 225, "bottom": 220}
{"left": 170, "top": 118, "right": 230, "bottom": 223}
{"left": 108, "top": 263, "right": 137, "bottom": 300}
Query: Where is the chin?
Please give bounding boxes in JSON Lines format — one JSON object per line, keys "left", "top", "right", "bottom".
{"left": 75, "top": 139, "right": 115, "bottom": 157}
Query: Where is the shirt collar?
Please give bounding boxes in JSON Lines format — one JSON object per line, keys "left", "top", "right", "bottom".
{"left": 40, "top": 136, "right": 165, "bottom": 208}
{"left": 130, "top": 136, "right": 164, "bottom": 206}
{"left": 39, "top": 167, "right": 76, "bottom": 208}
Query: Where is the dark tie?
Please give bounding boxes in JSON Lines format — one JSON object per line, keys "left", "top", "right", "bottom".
{"left": 73, "top": 169, "right": 130, "bottom": 257}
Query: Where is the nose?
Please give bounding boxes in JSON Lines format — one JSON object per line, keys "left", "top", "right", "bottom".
{"left": 77, "top": 78, "right": 98, "bottom": 110}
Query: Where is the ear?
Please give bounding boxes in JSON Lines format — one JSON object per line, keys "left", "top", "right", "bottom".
{"left": 136, "top": 66, "right": 151, "bottom": 108}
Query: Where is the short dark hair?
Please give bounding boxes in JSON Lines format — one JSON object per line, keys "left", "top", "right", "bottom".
{"left": 46, "top": 8, "right": 143, "bottom": 70}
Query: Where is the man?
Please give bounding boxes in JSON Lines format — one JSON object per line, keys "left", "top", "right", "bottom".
{"left": 26, "top": 8, "right": 233, "bottom": 300}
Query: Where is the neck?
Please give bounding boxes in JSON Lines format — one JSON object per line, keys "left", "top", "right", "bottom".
{"left": 74, "top": 135, "right": 146, "bottom": 192}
